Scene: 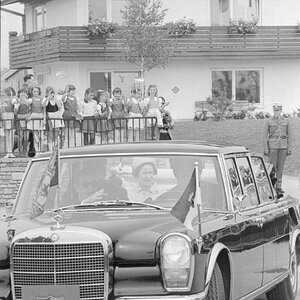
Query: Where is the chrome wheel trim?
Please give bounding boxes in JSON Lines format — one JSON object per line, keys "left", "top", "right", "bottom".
{"left": 290, "top": 251, "right": 298, "bottom": 295}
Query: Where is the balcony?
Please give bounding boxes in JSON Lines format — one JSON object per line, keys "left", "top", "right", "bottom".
{"left": 9, "top": 26, "right": 300, "bottom": 68}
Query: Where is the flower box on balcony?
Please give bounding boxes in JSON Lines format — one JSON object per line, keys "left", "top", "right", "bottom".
{"left": 87, "top": 18, "right": 118, "bottom": 38}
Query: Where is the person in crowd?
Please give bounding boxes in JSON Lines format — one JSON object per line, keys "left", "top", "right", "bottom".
{"left": 61, "top": 84, "right": 82, "bottom": 147}
{"left": 15, "top": 87, "right": 31, "bottom": 155}
{"left": 144, "top": 85, "right": 163, "bottom": 139}
{"left": 42, "top": 86, "right": 64, "bottom": 151}
{"left": 0, "top": 87, "right": 18, "bottom": 158}
{"left": 126, "top": 87, "right": 144, "bottom": 141}
{"left": 158, "top": 96, "right": 174, "bottom": 140}
{"left": 79, "top": 87, "right": 97, "bottom": 145}
{"left": 96, "top": 90, "right": 112, "bottom": 144}
{"left": 22, "top": 74, "right": 35, "bottom": 92}
{"left": 126, "top": 157, "right": 164, "bottom": 203}
{"left": 262, "top": 102, "right": 292, "bottom": 195}
{"left": 109, "top": 87, "right": 128, "bottom": 142}
{"left": 27, "top": 86, "right": 45, "bottom": 152}
{"left": 24, "top": 74, "right": 34, "bottom": 85}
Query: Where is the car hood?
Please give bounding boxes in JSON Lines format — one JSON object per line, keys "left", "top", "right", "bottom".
{"left": 1, "top": 210, "right": 188, "bottom": 262}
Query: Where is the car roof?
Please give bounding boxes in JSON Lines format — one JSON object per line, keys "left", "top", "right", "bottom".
{"left": 34, "top": 140, "right": 249, "bottom": 160}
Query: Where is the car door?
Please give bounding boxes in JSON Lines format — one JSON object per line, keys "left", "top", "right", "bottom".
{"left": 225, "top": 156, "right": 263, "bottom": 299}
{"left": 251, "top": 155, "right": 278, "bottom": 284}
{"left": 251, "top": 156, "right": 290, "bottom": 278}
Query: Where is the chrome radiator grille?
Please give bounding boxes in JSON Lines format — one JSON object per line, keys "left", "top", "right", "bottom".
{"left": 11, "top": 242, "right": 106, "bottom": 300}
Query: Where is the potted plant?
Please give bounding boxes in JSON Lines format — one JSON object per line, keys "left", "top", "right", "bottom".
{"left": 228, "top": 17, "right": 258, "bottom": 35}
{"left": 163, "top": 17, "right": 197, "bottom": 37}
{"left": 87, "top": 18, "right": 118, "bottom": 38}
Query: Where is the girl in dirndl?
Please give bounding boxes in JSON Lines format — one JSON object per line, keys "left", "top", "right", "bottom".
{"left": 15, "top": 88, "right": 31, "bottom": 155}
{"left": 79, "top": 88, "right": 97, "bottom": 145}
{"left": 1, "top": 87, "right": 17, "bottom": 158}
{"left": 42, "top": 86, "right": 64, "bottom": 151}
{"left": 144, "top": 84, "right": 163, "bottom": 139}
{"left": 109, "top": 87, "right": 127, "bottom": 142}
{"left": 96, "top": 90, "right": 112, "bottom": 144}
{"left": 62, "top": 84, "right": 82, "bottom": 148}
{"left": 126, "top": 87, "right": 144, "bottom": 141}
{"left": 27, "top": 86, "right": 44, "bottom": 152}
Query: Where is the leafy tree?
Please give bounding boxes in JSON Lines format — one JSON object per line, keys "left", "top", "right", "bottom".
{"left": 120, "top": 0, "right": 171, "bottom": 91}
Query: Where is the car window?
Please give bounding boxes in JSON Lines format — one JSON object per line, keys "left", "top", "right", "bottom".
{"left": 225, "top": 158, "right": 242, "bottom": 197}
{"left": 251, "top": 156, "right": 274, "bottom": 203}
{"left": 14, "top": 154, "right": 227, "bottom": 214}
{"left": 236, "top": 157, "right": 259, "bottom": 208}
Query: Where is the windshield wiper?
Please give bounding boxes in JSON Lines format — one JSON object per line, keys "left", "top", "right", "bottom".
{"left": 57, "top": 200, "right": 164, "bottom": 211}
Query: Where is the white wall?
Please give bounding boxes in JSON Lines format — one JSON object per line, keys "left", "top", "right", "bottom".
{"left": 162, "top": 0, "right": 210, "bottom": 25}
{"left": 261, "top": 0, "right": 300, "bottom": 25}
{"left": 145, "top": 58, "right": 300, "bottom": 119}
{"left": 32, "top": 57, "right": 300, "bottom": 119}
{"left": 46, "top": 0, "right": 85, "bottom": 28}
{"left": 23, "top": 0, "right": 300, "bottom": 32}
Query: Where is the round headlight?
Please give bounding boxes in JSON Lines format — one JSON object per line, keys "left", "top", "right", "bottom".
{"left": 161, "top": 234, "right": 194, "bottom": 290}
{"left": 162, "top": 236, "right": 190, "bottom": 266}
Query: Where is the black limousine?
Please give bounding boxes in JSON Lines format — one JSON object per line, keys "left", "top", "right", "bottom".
{"left": 0, "top": 141, "right": 299, "bottom": 300}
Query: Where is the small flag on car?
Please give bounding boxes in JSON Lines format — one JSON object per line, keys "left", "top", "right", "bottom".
{"left": 170, "top": 165, "right": 202, "bottom": 231}
{"left": 29, "top": 139, "right": 59, "bottom": 219}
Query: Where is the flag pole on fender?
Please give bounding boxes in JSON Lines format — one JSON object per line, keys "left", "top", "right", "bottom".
{"left": 29, "top": 136, "right": 60, "bottom": 219}
{"left": 51, "top": 136, "right": 61, "bottom": 207}
{"left": 194, "top": 162, "right": 203, "bottom": 254}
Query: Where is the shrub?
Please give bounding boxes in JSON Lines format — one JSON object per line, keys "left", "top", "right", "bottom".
{"left": 228, "top": 17, "right": 258, "bottom": 34}
{"left": 206, "top": 88, "right": 233, "bottom": 121}
{"left": 164, "top": 17, "right": 197, "bottom": 37}
{"left": 87, "top": 18, "right": 118, "bottom": 37}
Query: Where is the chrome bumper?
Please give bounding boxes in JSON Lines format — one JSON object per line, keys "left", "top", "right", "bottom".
{"left": 117, "top": 293, "right": 206, "bottom": 300}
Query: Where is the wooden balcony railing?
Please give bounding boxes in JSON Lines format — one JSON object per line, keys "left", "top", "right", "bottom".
{"left": 9, "top": 26, "right": 300, "bottom": 68}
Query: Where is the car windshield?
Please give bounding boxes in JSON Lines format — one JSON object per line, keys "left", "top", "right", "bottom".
{"left": 14, "top": 154, "right": 227, "bottom": 215}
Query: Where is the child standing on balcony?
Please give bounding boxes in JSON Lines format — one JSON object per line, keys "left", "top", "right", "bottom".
{"left": 15, "top": 88, "right": 31, "bottom": 155}
{"left": 79, "top": 88, "right": 97, "bottom": 145}
{"left": 126, "top": 87, "right": 144, "bottom": 141}
{"left": 109, "top": 87, "right": 127, "bottom": 142}
{"left": 62, "top": 84, "right": 82, "bottom": 148}
{"left": 96, "top": 90, "right": 112, "bottom": 144}
{"left": 27, "top": 86, "right": 44, "bottom": 152}
{"left": 0, "top": 87, "right": 18, "bottom": 158}
{"left": 42, "top": 86, "right": 64, "bottom": 151}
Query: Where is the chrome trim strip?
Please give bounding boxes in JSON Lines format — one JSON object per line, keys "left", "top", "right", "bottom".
{"left": 117, "top": 293, "right": 206, "bottom": 300}
{"left": 204, "top": 242, "right": 233, "bottom": 296}
{"left": 32, "top": 152, "right": 221, "bottom": 162}
{"left": 219, "top": 153, "right": 234, "bottom": 211}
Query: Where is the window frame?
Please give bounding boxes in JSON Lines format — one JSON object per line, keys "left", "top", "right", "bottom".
{"left": 210, "top": 68, "right": 264, "bottom": 107}
{"left": 235, "top": 155, "right": 260, "bottom": 208}
{"left": 33, "top": 5, "right": 47, "bottom": 32}
{"left": 210, "top": 0, "right": 261, "bottom": 26}
{"left": 250, "top": 155, "right": 276, "bottom": 203}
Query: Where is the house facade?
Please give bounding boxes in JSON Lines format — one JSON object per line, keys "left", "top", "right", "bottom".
{"left": 3, "top": 0, "right": 300, "bottom": 119}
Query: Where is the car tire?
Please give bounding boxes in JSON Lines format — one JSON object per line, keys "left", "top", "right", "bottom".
{"left": 266, "top": 248, "right": 298, "bottom": 300}
{"left": 206, "top": 262, "right": 226, "bottom": 300}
